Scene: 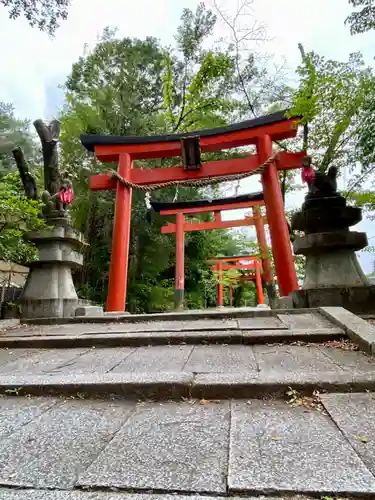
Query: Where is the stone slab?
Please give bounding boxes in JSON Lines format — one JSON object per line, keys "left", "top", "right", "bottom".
{"left": 0, "top": 327, "right": 344, "bottom": 349}
{"left": 0, "top": 399, "right": 135, "bottom": 489}
{"left": 49, "top": 347, "right": 135, "bottom": 374}
{"left": 75, "top": 306, "right": 104, "bottom": 317}
{"left": 321, "top": 393, "right": 375, "bottom": 476}
{"left": 107, "top": 319, "right": 238, "bottom": 333}
{"left": 319, "top": 306, "right": 375, "bottom": 354}
{"left": 0, "top": 397, "right": 58, "bottom": 440}
{"left": 111, "top": 345, "right": 193, "bottom": 372}
{"left": 228, "top": 400, "right": 375, "bottom": 495}
{"left": 22, "top": 307, "right": 278, "bottom": 325}
{"left": 237, "top": 316, "right": 287, "bottom": 329}
{"left": 0, "top": 491, "right": 313, "bottom": 500}
{"left": 242, "top": 327, "right": 344, "bottom": 343}
{"left": 78, "top": 401, "right": 230, "bottom": 494}
{"left": 0, "top": 348, "right": 90, "bottom": 375}
{"left": 184, "top": 345, "right": 257, "bottom": 373}
{"left": 0, "top": 319, "right": 20, "bottom": 330}
{"left": 319, "top": 346, "right": 375, "bottom": 371}
{"left": 0, "top": 372, "right": 193, "bottom": 399}
{"left": 0, "top": 348, "right": 40, "bottom": 367}
{"left": 253, "top": 345, "right": 340, "bottom": 373}
{"left": 277, "top": 312, "right": 334, "bottom": 329}
{"left": 0, "top": 330, "right": 242, "bottom": 348}
{"left": 192, "top": 370, "right": 375, "bottom": 399}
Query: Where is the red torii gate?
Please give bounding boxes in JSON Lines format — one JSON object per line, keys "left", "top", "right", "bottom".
{"left": 150, "top": 193, "right": 270, "bottom": 309}
{"left": 81, "top": 110, "right": 304, "bottom": 312}
{"left": 209, "top": 255, "right": 264, "bottom": 307}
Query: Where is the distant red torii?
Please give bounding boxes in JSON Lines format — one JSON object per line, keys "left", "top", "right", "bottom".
{"left": 209, "top": 255, "right": 264, "bottom": 307}
{"left": 151, "top": 193, "right": 271, "bottom": 309}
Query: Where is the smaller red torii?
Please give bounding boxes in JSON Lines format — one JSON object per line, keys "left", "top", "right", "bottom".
{"left": 151, "top": 193, "right": 271, "bottom": 309}
{"left": 209, "top": 255, "right": 264, "bottom": 307}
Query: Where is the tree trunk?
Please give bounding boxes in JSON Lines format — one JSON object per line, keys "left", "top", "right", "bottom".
{"left": 33, "top": 119, "right": 60, "bottom": 195}
{"left": 12, "top": 147, "right": 38, "bottom": 200}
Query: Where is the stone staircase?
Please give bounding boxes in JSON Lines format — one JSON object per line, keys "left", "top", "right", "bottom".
{"left": 0, "top": 307, "right": 375, "bottom": 499}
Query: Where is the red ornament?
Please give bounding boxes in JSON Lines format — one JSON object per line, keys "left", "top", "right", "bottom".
{"left": 301, "top": 166, "right": 316, "bottom": 185}
{"left": 58, "top": 188, "right": 74, "bottom": 205}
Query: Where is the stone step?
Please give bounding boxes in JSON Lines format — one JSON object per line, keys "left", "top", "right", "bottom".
{"left": 0, "top": 327, "right": 344, "bottom": 348}
{"left": 2, "top": 369, "right": 375, "bottom": 399}
{"left": 0, "top": 395, "right": 373, "bottom": 497}
{"left": 0, "top": 343, "right": 370, "bottom": 399}
{"left": 21, "top": 306, "right": 292, "bottom": 325}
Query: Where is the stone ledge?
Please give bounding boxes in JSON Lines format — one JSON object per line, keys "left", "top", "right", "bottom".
{"left": 21, "top": 307, "right": 316, "bottom": 325}
{"left": 0, "top": 327, "right": 344, "bottom": 349}
{"left": 0, "top": 369, "right": 374, "bottom": 400}
{"left": 0, "top": 319, "right": 20, "bottom": 330}
{"left": 319, "top": 306, "right": 375, "bottom": 355}
{"left": 0, "top": 372, "right": 193, "bottom": 400}
{"left": 294, "top": 230, "right": 367, "bottom": 254}
{"left": 0, "top": 491, "right": 316, "bottom": 500}
{"left": 192, "top": 370, "right": 375, "bottom": 399}
{"left": 0, "top": 491, "right": 277, "bottom": 500}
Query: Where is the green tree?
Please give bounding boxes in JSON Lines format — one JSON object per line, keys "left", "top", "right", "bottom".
{"left": 288, "top": 47, "right": 374, "bottom": 173}
{"left": 346, "top": 0, "right": 375, "bottom": 34}
{"left": 1, "top": 0, "right": 70, "bottom": 35}
{"left": 60, "top": 4, "right": 254, "bottom": 312}
{"left": 0, "top": 171, "right": 44, "bottom": 263}
{"left": 0, "top": 102, "right": 37, "bottom": 176}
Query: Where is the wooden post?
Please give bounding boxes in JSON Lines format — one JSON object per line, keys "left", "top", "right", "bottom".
{"left": 253, "top": 205, "right": 275, "bottom": 303}
{"left": 175, "top": 212, "right": 185, "bottom": 310}
{"left": 106, "top": 153, "right": 132, "bottom": 312}
{"left": 217, "top": 260, "right": 224, "bottom": 307}
{"left": 257, "top": 135, "right": 298, "bottom": 297}
{"left": 255, "top": 261, "right": 265, "bottom": 305}
{"left": 229, "top": 284, "right": 233, "bottom": 307}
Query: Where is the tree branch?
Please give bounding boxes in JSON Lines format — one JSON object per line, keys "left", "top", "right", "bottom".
{"left": 298, "top": 43, "right": 310, "bottom": 152}
{"left": 12, "top": 147, "right": 38, "bottom": 200}
{"left": 173, "top": 64, "right": 189, "bottom": 132}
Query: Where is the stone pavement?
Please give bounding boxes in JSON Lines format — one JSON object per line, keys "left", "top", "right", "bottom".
{"left": 0, "top": 307, "right": 374, "bottom": 498}
{"left": 0, "top": 396, "right": 372, "bottom": 498}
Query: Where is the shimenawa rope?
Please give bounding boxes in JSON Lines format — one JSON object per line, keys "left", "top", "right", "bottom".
{"left": 109, "top": 154, "right": 277, "bottom": 192}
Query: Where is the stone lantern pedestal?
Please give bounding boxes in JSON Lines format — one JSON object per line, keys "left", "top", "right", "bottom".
{"left": 290, "top": 192, "right": 375, "bottom": 314}
{"left": 19, "top": 216, "right": 86, "bottom": 319}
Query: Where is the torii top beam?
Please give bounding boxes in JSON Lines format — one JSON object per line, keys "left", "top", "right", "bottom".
{"left": 80, "top": 109, "right": 299, "bottom": 162}
{"left": 150, "top": 192, "right": 264, "bottom": 216}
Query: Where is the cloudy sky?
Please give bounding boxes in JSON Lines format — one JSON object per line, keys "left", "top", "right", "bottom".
{"left": 1, "top": 0, "right": 374, "bottom": 272}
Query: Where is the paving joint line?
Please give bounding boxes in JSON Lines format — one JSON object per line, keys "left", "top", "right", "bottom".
{"left": 73, "top": 484, "right": 228, "bottom": 497}
{"left": 107, "top": 347, "right": 138, "bottom": 373}
{"left": 320, "top": 397, "right": 375, "bottom": 483}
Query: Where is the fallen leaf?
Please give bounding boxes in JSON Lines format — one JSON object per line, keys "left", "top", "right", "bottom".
{"left": 270, "top": 436, "right": 282, "bottom": 441}
{"left": 357, "top": 435, "right": 369, "bottom": 443}
{"left": 199, "top": 399, "right": 209, "bottom": 405}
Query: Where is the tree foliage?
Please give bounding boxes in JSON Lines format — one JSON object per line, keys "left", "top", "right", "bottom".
{"left": 0, "top": 102, "right": 37, "bottom": 175}
{"left": 346, "top": 0, "right": 375, "bottom": 34}
{"left": 1, "top": 0, "right": 70, "bottom": 35}
{"left": 0, "top": 171, "right": 44, "bottom": 263}
{"left": 288, "top": 48, "right": 374, "bottom": 173}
